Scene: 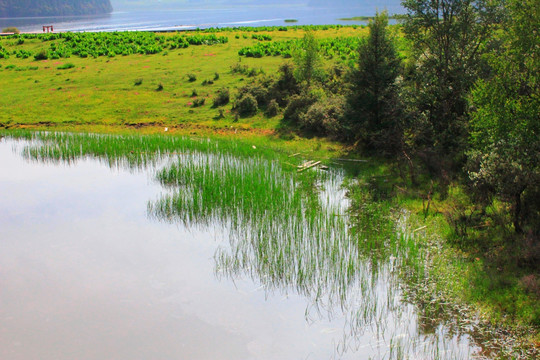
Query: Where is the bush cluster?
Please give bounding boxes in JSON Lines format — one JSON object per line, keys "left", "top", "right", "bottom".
{"left": 212, "top": 88, "right": 230, "bottom": 107}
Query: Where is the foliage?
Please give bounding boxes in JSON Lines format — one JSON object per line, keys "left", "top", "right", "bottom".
{"left": 191, "top": 98, "right": 205, "bottom": 107}
{"left": 34, "top": 49, "right": 48, "bottom": 60}
{"left": 57, "top": 63, "right": 75, "bottom": 70}
{"left": 235, "top": 93, "right": 258, "bottom": 117}
{"left": 212, "top": 87, "right": 230, "bottom": 107}
{"left": 283, "top": 91, "right": 318, "bottom": 124}
{"left": 300, "top": 96, "right": 345, "bottom": 137}
{"left": 236, "top": 83, "right": 270, "bottom": 107}
{"left": 294, "top": 31, "right": 324, "bottom": 85}
{"left": 239, "top": 36, "right": 363, "bottom": 63}
{"left": 347, "top": 11, "right": 403, "bottom": 155}
{"left": 8, "top": 32, "right": 227, "bottom": 60}
{"left": 265, "top": 99, "right": 280, "bottom": 117}
{"left": 401, "top": 0, "right": 504, "bottom": 164}
{"left": 269, "top": 62, "right": 300, "bottom": 106}
{"left": 468, "top": 0, "right": 540, "bottom": 234}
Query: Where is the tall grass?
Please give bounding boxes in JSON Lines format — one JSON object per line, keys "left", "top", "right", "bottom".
{"left": 1, "top": 130, "right": 481, "bottom": 359}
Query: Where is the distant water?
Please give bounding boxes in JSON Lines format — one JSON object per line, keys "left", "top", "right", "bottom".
{"left": 0, "top": 4, "right": 403, "bottom": 33}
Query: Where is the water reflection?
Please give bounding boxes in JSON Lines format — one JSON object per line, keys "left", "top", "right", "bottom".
{"left": 1, "top": 133, "right": 481, "bottom": 359}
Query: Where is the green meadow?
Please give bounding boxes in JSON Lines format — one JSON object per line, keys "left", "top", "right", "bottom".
{"left": 0, "top": 26, "right": 367, "bottom": 133}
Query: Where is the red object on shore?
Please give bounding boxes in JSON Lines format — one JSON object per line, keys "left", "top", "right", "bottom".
{"left": 43, "top": 25, "right": 54, "bottom": 33}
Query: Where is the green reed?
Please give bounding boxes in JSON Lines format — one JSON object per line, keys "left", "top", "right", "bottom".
{"left": 1, "top": 130, "right": 479, "bottom": 359}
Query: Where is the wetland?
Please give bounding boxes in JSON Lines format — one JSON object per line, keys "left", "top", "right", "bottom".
{"left": 1, "top": 132, "right": 480, "bottom": 359}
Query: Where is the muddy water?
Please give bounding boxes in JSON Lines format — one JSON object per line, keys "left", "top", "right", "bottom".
{"left": 0, "top": 137, "right": 477, "bottom": 359}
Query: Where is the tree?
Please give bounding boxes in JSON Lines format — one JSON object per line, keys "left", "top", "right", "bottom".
{"left": 348, "top": 11, "right": 403, "bottom": 155}
{"left": 468, "top": 0, "right": 540, "bottom": 233}
{"left": 401, "top": 0, "right": 503, "bottom": 166}
{"left": 294, "top": 31, "right": 323, "bottom": 86}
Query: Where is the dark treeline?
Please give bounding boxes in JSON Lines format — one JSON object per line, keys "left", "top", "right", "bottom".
{"left": 235, "top": 0, "right": 538, "bottom": 293}
{"left": 0, "top": 0, "right": 112, "bottom": 17}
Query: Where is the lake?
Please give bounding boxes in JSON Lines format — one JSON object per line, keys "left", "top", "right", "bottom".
{"left": 0, "top": 4, "right": 403, "bottom": 33}
{"left": 0, "top": 133, "right": 479, "bottom": 359}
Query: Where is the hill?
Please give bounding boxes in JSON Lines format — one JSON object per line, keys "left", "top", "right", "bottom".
{"left": 0, "top": 0, "right": 112, "bottom": 17}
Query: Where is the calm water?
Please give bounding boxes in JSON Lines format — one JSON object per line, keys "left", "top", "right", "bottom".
{"left": 0, "top": 136, "right": 477, "bottom": 359}
{"left": 0, "top": 4, "right": 403, "bottom": 33}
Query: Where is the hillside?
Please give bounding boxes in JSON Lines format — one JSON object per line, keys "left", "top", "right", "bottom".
{"left": 0, "top": 0, "right": 112, "bottom": 17}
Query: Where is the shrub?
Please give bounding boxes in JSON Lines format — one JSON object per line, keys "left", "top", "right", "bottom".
{"left": 187, "top": 73, "right": 197, "bottom": 82}
{"left": 213, "top": 87, "right": 230, "bottom": 107}
{"left": 236, "top": 94, "right": 258, "bottom": 117}
{"left": 202, "top": 79, "right": 214, "bottom": 86}
{"left": 34, "top": 49, "right": 48, "bottom": 61}
{"left": 156, "top": 83, "right": 164, "bottom": 91}
{"left": 216, "top": 109, "right": 225, "bottom": 119}
{"left": 237, "top": 83, "right": 269, "bottom": 106}
{"left": 191, "top": 89, "right": 198, "bottom": 97}
{"left": 283, "top": 92, "right": 317, "bottom": 124}
{"left": 134, "top": 78, "right": 143, "bottom": 86}
{"left": 231, "top": 62, "right": 248, "bottom": 74}
{"left": 16, "top": 50, "right": 32, "bottom": 59}
{"left": 2, "top": 27, "right": 20, "bottom": 34}
{"left": 191, "top": 98, "right": 205, "bottom": 107}
{"left": 299, "top": 97, "right": 345, "bottom": 136}
{"left": 213, "top": 72, "right": 220, "bottom": 81}
{"left": 57, "top": 63, "right": 75, "bottom": 70}
{"left": 266, "top": 99, "right": 280, "bottom": 117}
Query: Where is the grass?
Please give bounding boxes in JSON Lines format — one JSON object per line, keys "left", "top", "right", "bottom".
{"left": 356, "top": 171, "right": 540, "bottom": 358}
{"left": 2, "top": 130, "right": 481, "bottom": 359}
{"left": 0, "top": 26, "right": 367, "bottom": 133}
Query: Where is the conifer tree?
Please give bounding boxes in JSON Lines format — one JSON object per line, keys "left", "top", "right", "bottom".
{"left": 348, "top": 11, "right": 402, "bottom": 155}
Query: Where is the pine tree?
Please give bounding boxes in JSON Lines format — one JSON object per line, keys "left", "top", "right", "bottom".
{"left": 348, "top": 11, "right": 402, "bottom": 155}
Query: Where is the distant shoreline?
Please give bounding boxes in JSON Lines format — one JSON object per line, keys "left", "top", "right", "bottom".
{"left": 339, "top": 15, "right": 399, "bottom": 21}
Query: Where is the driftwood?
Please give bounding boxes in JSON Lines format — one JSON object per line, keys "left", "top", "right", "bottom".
{"left": 298, "top": 161, "right": 322, "bottom": 172}
{"left": 333, "top": 158, "right": 368, "bottom": 163}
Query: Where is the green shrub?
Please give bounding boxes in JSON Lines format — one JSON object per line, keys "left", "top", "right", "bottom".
{"left": 202, "top": 79, "right": 214, "bottom": 86}
{"left": 213, "top": 72, "right": 220, "bottom": 81}
{"left": 16, "top": 50, "right": 32, "bottom": 59}
{"left": 191, "top": 98, "right": 205, "bottom": 107}
{"left": 299, "top": 97, "right": 345, "bottom": 136}
{"left": 236, "top": 94, "right": 258, "bottom": 117}
{"left": 134, "top": 78, "right": 143, "bottom": 86}
{"left": 266, "top": 99, "right": 280, "bottom": 117}
{"left": 230, "top": 62, "right": 249, "bottom": 74}
{"left": 187, "top": 73, "right": 197, "bottom": 82}
{"left": 34, "top": 49, "right": 48, "bottom": 61}
{"left": 156, "top": 83, "right": 164, "bottom": 91}
{"left": 213, "top": 88, "right": 230, "bottom": 107}
{"left": 283, "top": 92, "right": 317, "bottom": 123}
{"left": 57, "top": 63, "right": 75, "bottom": 70}
{"left": 237, "top": 84, "right": 270, "bottom": 106}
